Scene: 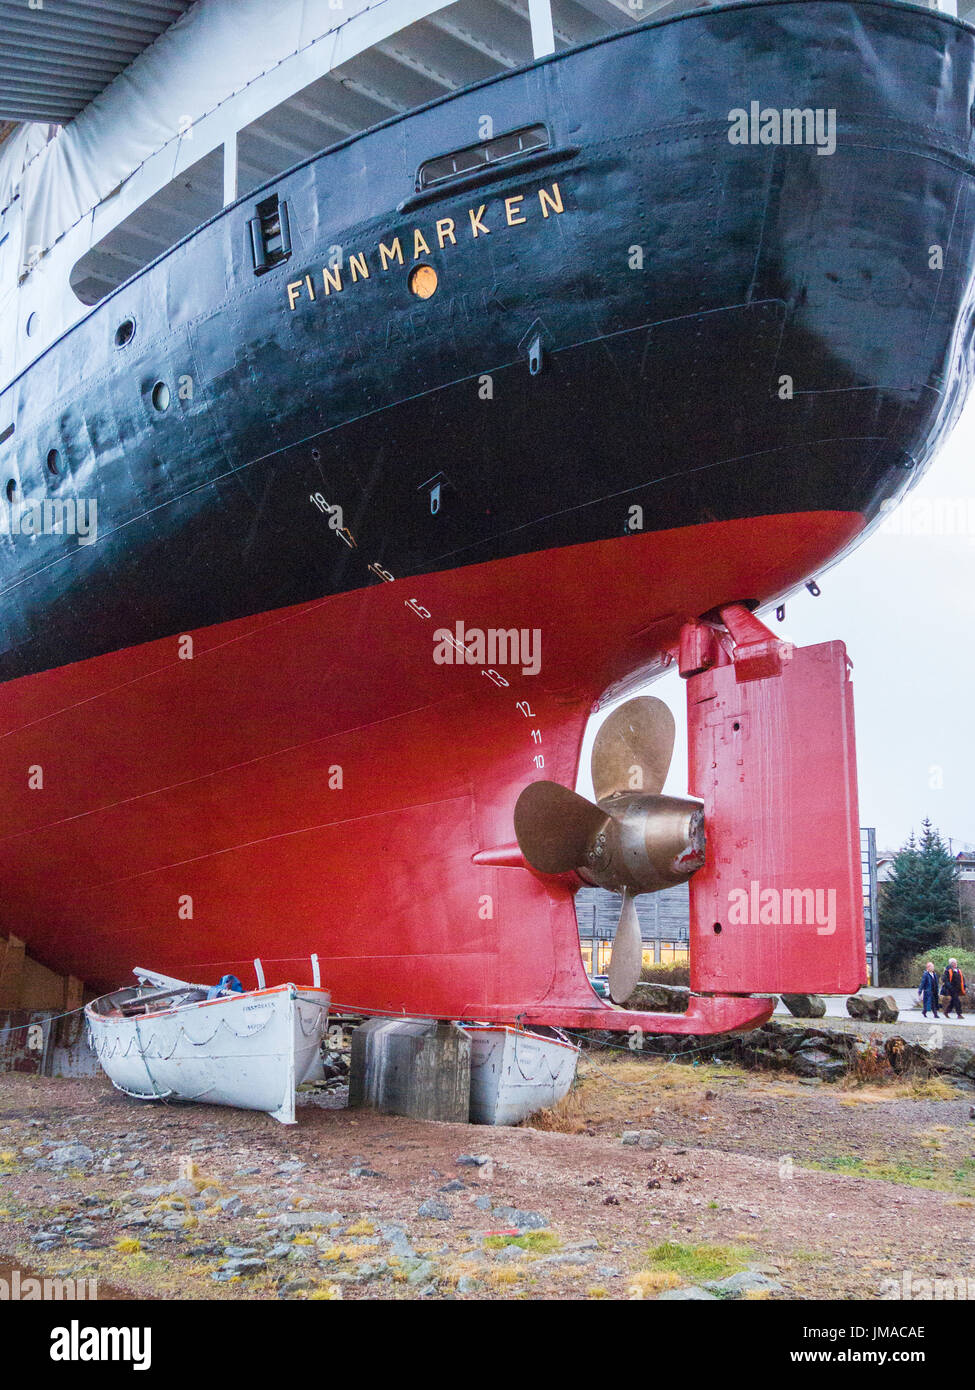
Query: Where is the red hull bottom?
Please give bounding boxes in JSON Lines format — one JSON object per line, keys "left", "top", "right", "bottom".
{"left": 0, "top": 511, "right": 862, "bottom": 1031}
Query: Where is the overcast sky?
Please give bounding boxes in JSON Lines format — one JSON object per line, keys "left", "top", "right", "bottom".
{"left": 579, "top": 394, "right": 975, "bottom": 855}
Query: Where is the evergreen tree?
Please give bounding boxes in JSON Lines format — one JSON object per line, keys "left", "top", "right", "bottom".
{"left": 879, "top": 819, "right": 960, "bottom": 974}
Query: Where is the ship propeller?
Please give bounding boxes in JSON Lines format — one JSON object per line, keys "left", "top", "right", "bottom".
{"left": 514, "top": 697, "right": 705, "bottom": 1005}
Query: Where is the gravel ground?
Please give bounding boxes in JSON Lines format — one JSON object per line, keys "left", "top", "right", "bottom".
{"left": 1, "top": 1061, "right": 974, "bottom": 1302}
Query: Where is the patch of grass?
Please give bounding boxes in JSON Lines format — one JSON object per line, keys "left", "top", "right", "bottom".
{"left": 586, "top": 1286, "right": 609, "bottom": 1299}
{"left": 484, "top": 1231, "right": 560, "bottom": 1254}
{"left": 489, "top": 1267, "right": 520, "bottom": 1287}
{"left": 805, "top": 1153, "right": 975, "bottom": 1197}
{"left": 627, "top": 1269, "right": 683, "bottom": 1297}
{"left": 642, "top": 1241, "right": 748, "bottom": 1283}
{"left": 345, "top": 1219, "right": 376, "bottom": 1237}
{"left": 113, "top": 1237, "right": 142, "bottom": 1255}
{"left": 527, "top": 1055, "right": 749, "bottom": 1133}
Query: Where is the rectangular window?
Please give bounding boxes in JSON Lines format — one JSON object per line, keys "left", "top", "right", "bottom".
{"left": 417, "top": 124, "right": 549, "bottom": 191}
{"left": 249, "top": 194, "right": 292, "bottom": 274}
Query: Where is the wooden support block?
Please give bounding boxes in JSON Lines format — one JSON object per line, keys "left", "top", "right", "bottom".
{"left": 0, "top": 934, "right": 26, "bottom": 1009}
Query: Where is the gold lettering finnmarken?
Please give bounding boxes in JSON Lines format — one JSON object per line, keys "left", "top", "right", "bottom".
{"left": 286, "top": 182, "right": 565, "bottom": 310}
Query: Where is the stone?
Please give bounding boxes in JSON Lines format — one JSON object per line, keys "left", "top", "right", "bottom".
{"left": 222, "top": 1257, "right": 265, "bottom": 1275}
{"left": 846, "top": 993, "right": 898, "bottom": 1023}
{"left": 417, "top": 1198, "right": 451, "bottom": 1221}
{"left": 931, "top": 1045, "right": 975, "bottom": 1078}
{"left": 457, "top": 1275, "right": 480, "bottom": 1294}
{"left": 223, "top": 1245, "right": 258, "bottom": 1259}
{"left": 704, "top": 1270, "right": 784, "bottom": 1297}
{"left": 494, "top": 1245, "right": 528, "bottom": 1263}
{"left": 169, "top": 1179, "right": 198, "bottom": 1198}
{"left": 218, "top": 1196, "right": 242, "bottom": 1216}
{"left": 473, "top": 1195, "right": 492, "bottom": 1211}
{"left": 349, "top": 1166, "right": 383, "bottom": 1179}
{"left": 657, "top": 1286, "right": 717, "bottom": 1300}
{"left": 266, "top": 1244, "right": 293, "bottom": 1260}
{"left": 627, "top": 982, "right": 690, "bottom": 1013}
{"left": 49, "top": 1144, "right": 94, "bottom": 1168}
{"left": 274, "top": 1210, "right": 342, "bottom": 1230}
{"left": 491, "top": 1207, "right": 546, "bottom": 1230}
{"left": 792, "top": 1048, "right": 847, "bottom": 1081}
{"left": 780, "top": 994, "right": 827, "bottom": 1019}
{"left": 637, "top": 1130, "right": 663, "bottom": 1151}
{"left": 440, "top": 1179, "right": 466, "bottom": 1192}
{"left": 456, "top": 1155, "right": 491, "bottom": 1167}
{"left": 280, "top": 1278, "right": 314, "bottom": 1294}
{"left": 538, "top": 1251, "right": 594, "bottom": 1267}
{"left": 405, "top": 1260, "right": 436, "bottom": 1285}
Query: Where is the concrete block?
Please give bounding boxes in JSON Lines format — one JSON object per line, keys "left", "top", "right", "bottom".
{"left": 349, "top": 1018, "right": 471, "bottom": 1122}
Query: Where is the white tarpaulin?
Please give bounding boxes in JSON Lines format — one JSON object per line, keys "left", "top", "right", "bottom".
{"left": 0, "top": 0, "right": 427, "bottom": 278}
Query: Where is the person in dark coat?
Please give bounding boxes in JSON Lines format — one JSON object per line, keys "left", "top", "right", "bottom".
{"left": 941, "top": 959, "right": 966, "bottom": 1020}
{"left": 917, "top": 962, "right": 941, "bottom": 1019}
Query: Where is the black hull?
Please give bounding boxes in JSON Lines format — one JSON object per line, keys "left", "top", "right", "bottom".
{"left": 2, "top": 0, "right": 975, "bottom": 680}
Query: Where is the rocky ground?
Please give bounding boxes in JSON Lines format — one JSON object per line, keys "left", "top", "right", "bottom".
{"left": 2, "top": 1034, "right": 975, "bottom": 1302}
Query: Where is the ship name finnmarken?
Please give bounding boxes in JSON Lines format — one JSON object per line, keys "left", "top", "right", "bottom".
{"left": 285, "top": 181, "right": 566, "bottom": 312}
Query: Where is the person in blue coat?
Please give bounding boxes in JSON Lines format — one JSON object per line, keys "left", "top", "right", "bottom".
{"left": 917, "top": 962, "right": 941, "bottom": 1019}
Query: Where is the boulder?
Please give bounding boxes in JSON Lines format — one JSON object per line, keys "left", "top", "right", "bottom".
{"left": 846, "top": 993, "right": 899, "bottom": 1023}
{"left": 929, "top": 1044, "right": 975, "bottom": 1078}
{"left": 884, "top": 1037, "right": 935, "bottom": 1076}
{"left": 780, "top": 994, "right": 827, "bottom": 1019}
{"left": 628, "top": 983, "right": 690, "bottom": 1013}
{"left": 792, "top": 1047, "right": 848, "bottom": 1081}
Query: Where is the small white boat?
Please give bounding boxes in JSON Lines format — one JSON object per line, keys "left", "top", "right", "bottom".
{"left": 86, "top": 968, "right": 330, "bottom": 1124}
{"left": 463, "top": 1025, "right": 579, "bottom": 1126}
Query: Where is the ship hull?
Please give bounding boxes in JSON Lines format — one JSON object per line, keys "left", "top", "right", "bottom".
{"left": 2, "top": 510, "right": 857, "bottom": 1017}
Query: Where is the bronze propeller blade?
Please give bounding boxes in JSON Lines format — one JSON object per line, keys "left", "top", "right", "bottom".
{"left": 591, "top": 695, "right": 675, "bottom": 804}
{"left": 513, "top": 780, "right": 607, "bottom": 876}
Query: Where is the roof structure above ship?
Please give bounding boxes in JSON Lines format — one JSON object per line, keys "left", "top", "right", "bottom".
{"left": 0, "top": 0, "right": 193, "bottom": 123}
{"left": 0, "top": 0, "right": 661, "bottom": 289}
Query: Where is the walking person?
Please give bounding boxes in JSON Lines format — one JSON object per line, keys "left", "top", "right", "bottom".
{"left": 917, "top": 961, "right": 941, "bottom": 1019}
{"left": 941, "top": 958, "right": 966, "bottom": 1021}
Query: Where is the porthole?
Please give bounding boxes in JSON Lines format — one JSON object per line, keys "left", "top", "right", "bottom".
{"left": 151, "top": 381, "right": 171, "bottom": 412}
{"left": 25, "top": 312, "right": 38, "bottom": 338}
{"left": 409, "top": 264, "right": 438, "bottom": 300}
{"left": 115, "top": 318, "right": 136, "bottom": 348}
{"left": 46, "top": 448, "right": 62, "bottom": 477}
{"left": 6, "top": 478, "right": 17, "bottom": 504}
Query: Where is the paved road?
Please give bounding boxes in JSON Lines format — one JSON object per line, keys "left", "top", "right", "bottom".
{"left": 772, "top": 986, "right": 974, "bottom": 1028}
